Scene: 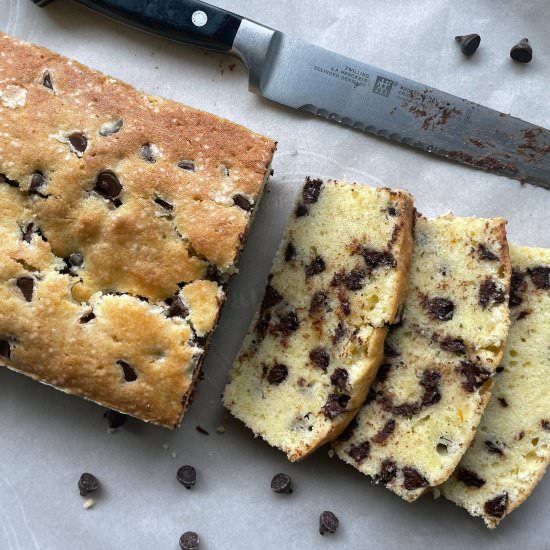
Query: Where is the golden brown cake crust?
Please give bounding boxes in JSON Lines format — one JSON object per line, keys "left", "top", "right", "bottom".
{"left": 0, "top": 33, "right": 275, "bottom": 426}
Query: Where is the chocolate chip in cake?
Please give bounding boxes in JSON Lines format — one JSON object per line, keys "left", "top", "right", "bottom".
{"left": 177, "top": 465, "right": 197, "bottom": 489}
{"left": 284, "top": 242, "right": 296, "bottom": 262}
{"left": 485, "top": 440, "right": 504, "bottom": 455}
{"left": 0, "top": 174, "right": 19, "bottom": 188}
{"left": 332, "top": 269, "right": 366, "bottom": 291}
{"left": 267, "top": 363, "right": 288, "bottom": 385}
{"left": 117, "top": 360, "right": 137, "bottom": 382}
{"left": 484, "top": 493, "right": 508, "bottom": 518}
{"left": 319, "top": 511, "right": 339, "bottom": 535}
{"left": 79, "top": 311, "right": 96, "bottom": 324}
{"left": 305, "top": 255, "right": 326, "bottom": 278}
{"left": 140, "top": 143, "right": 157, "bottom": 163}
{"left": 439, "top": 336, "right": 466, "bottom": 354}
{"left": 509, "top": 270, "right": 526, "bottom": 307}
{"left": 479, "top": 278, "right": 505, "bottom": 308}
{"left": 393, "top": 402, "right": 420, "bottom": 417}
{"left": 458, "top": 361, "right": 491, "bottom": 392}
{"left": 16, "top": 277, "right": 34, "bottom": 302}
{"left": 383, "top": 343, "right": 399, "bottom": 358}
{"left": 68, "top": 132, "right": 88, "bottom": 154}
{"left": 338, "top": 416, "right": 358, "bottom": 442}
{"left": 478, "top": 244, "right": 498, "bottom": 261}
{"left": 387, "top": 206, "right": 397, "bottom": 216}
{"left": 422, "top": 296, "right": 455, "bottom": 321}
{"left": 402, "top": 466, "right": 429, "bottom": 490}
{"left": 261, "top": 285, "right": 283, "bottom": 311}
{"left": 179, "top": 531, "right": 200, "bottom": 550}
{"left": 94, "top": 171, "right": 122, "bottom": 200}
{"left": 273, "top": 311, "right": 299, "bottom": 337}
{"left": 309, "top": 347, "right": 330, "bottom": 372}
{"left": 372, "top": 419, "right": 396, "bottom": 444}
{"left": 154, "top": 197, "right": 174, "bottom": 211}
{"left": 332, "top": 322, "right": 345, "bottom": 345}
{"left": 178, "top": 160, "right": 196, "bottom": 172}
{"left": 104, "top": 409, "right": 126, "bottom": 429}
{"left": 542, "top": 420, "right": 550, "bottom": 431}
{"left": 338, "top": 290, "right": 352, "bottom": 315}
{"left": 330, "top": 368, "right": 348, "bottom": 390}
{"left": 456, "top": 468, "right": 485, "bottom": 488}
{"left": 21, "top": 222, "right": 44, "bottom": 243}
{"left": 376, "top": 363, "right": 391, "bottom": 383}
{"left": 420, "top": 370, "right": 441, "bottom": 407}
{"left": 99, "top": 118, "right": 123, "bottom": 137}
{"left": 295, "top": 203, "right": 309, "bottom": 217}
{"left": 29, "top": 172, "right": 46, "bottom": 194}
{"left": 271, "top": 473, "right": 293, "bottom": 494}
{"left": 495, "top": 365, "right": 505, "bottom": 374}
{"left": 78, "top": 473, "right": 100, "bottom": 496}
{"left": 0, "top": 339, "right": 11, "bottom": 359}
{"left": 166, "top": 296, "right": 189, "bottom": 318}
{"left": 232, "top": 194, "right": 252, "bottom": 211}
{"left": 375, "top": 459, "right": 397, "bottom": 485}
{"left": 359, "top": 247, "right": 397, "bottom": 273}
{"left": 302, "top": 178, "right": 323, "bottom": 204}
{"left": 41, "top": 70, "right": 54, "bottom": 91}
{"left": 323, "top": 393, "right": 350, "bottom": 419}
{"left": 498, "top": 397, "right": 509, "bottom": 408}
{"left": 309, "top": 290, "right": 328, "bottom": 316}
{"left": 68, "top": 252, "right": 84, "bottom": 268}
{"left": 528, "top": 266, "right": 550, "bottom": 290}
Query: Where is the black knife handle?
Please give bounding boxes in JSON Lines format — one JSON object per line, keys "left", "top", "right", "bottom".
{"left": 34, "top": 0, "right": 243, "bottom": 52}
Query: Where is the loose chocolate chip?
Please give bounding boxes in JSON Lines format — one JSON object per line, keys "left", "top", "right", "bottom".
{"left": 232, "top": 193, "right": 252, "bottom": 211}
{"left": 393, "top": 403, "right": 420, "bottom": 417}
{"left": 348, "top": 441, "right": 370, "bottom": 463}
{"left": 455, "top": 33, "right": 481, "bottom": 56}
{"left": 338, "top": 417, "right": 358, "bottom": 442}
{"left": 154, "top": 197, "right": 174, "bottom": 211}
{"left": 330, "top": 368, "right": 348, "bottom": 390}
{"left": 332, "top": 322, "right": 345, "bottom": 345}
{"left": 302, "top": 178, "right": 323, "bottom": 205}
{"left": 140, "top": 143, "right": 157, "bottom": 163}
{"left": 117, "top": 360, "right": 137, "bottom": 382}
{"left": 376, "top": 363, "right": 391, "bottom": 383}
{"left": 323, "top": 393, "right": 350, "bottom": 420}
{"left": 16, "top": 277, "right": 34, "bottom": 302}
{"left": 485, "top": 440, "right": 504, "bottom": 456}
{"left": 510, "top": 38, "right": 532, "bottom": 63}
{"left": 309, "top": 290, "right": 328, "bottom": 315}
{"left": 375, "top": 459, "right": 398, "bottom": 485}
{"left": 196, "top": 426, "right": 210, "bottom": 436}
{"left": 319, "top": 511, "right": 339, "bottom": 536}
{"left": 422, "top": 296, "right": 454, "bottom": 321}
{"left": 79, "top": 311, "right": 95, "bottom": 323}
{"left": 179, "top": 531, "right": 200, "bottom": 550}
{"left": 509, "top": 270, "right": 526, "bottom": 307}
{"left": 372, "top": 419, "right": 396, "bottom": 444}
{"left": 41, "top": 70, "right": 54, "bottom": 91}
{"left": 271, "top": 473, "right": 292, "bottom": 494}
{"left": 104, "top": 409, "right": 126, "bottom": 429}
{"left": 166, "top": 296, "right": 189, "bottom": 318}
{"left": 0, "top": 339, "right": 11, "bottom": 359}
{"left": 94, "top": 171, "right": 122, "bottom": 200}
{"left": 439, "top": 336, "right": 466, "bottom": 354}
{"left": 273, "top": 311, "right": 299, "bottom": 337}
{"left": 29, "top": 172, "right": 46, "bottom": 193}
{"left": 68, "top": 132, "right": 88, "bottom": 154}
{"left": 478, "top": 244, "right": 498, "bottom": 261}
{"left": 0, "top": 174, "right": 19, "bottom": 188}
{"left": 484, "top": 493, "right": 509, "bottom": 518}
{"left": 458, "top": 361, "right": 491, "bottom": 392}
{"left": 457, "top": 468, "right": 485, "bottom": 488}
{"left": 284, "top": 242, "right": 296, "bottom": 262}
{"left": 528, "top": 266, "right": 550, "bottom": 290}
{"left": 479, "top": 278, "right": 505, "bottom": 308}
{"left": 99, "top": 118, "right": 123, "bottom": 137}
{"left": 402, "top": 466, "right": 429, "bottom": 490}
{"left": 542, "top": 420, "right": 550, "bottom": 431}
{"left": 177, "top": 465, "right": 197, "bottom": 489}
{"left": 498, "top": 397, "right": 509, "bottom": 408}
{"left": 359, "top": 248, "right": 396, "bottom": 273}
{"left": 267, "top": 363, "right": 288, "bottom": 385}
{"left": 309, "top": 347, "right": 330, "bottom": 372}
{"left": 261, "top": 285, "right": 283, "bottom": 311}
{"left": 420, "top": 370, "right": 441, "bottom": 407}
{"left": 305, "top": 255, "right": 326, "bottom": 277}
{"left": 178, "top": 160, "right": 196, "bottom": 172}
{"left": 78, "top": 473, "right": 100, "bottom": 496}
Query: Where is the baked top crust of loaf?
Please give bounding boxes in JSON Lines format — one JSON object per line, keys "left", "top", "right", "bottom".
{"left": 0, "top": 32, "right": 275, "bottom": 427}
{"left": 223, "top": 179, "right": 415, "bottom": 461}
{"left": 335, "top": 214, "right": 511, "bottom": 500}
{"left": 442, "top": 245, "right": 550, "bottom": 528}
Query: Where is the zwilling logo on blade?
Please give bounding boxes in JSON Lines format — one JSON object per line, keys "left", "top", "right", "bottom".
{"left": 373, "top": 76, "right": 395, "bottom": 97}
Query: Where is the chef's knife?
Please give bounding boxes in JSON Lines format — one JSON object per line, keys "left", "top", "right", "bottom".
{"left": 32, "top": 0, "right": 550, "bottom": 189}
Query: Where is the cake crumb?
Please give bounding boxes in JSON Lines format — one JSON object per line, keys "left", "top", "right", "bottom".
{"left": 327, "top": 449, "right": 335, "bottom": 458}
{"left": 162, "top": 443, "right": 169, "bottom": 451}
{"left": 216, "top": 425, "right": 226, "bottom": 434}
{"left": 432, "top": 488, "right": 441, "bottom": 499}
{"left": 171, "top": 452, "right": 178, "bottom": 459}
{"left": 83, "top": 498, "right": 95, "bottom": 510}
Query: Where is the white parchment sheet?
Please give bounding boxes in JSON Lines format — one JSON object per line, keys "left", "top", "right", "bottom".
{"left": 1, "top": 1, "right": 549, "bottom": 548}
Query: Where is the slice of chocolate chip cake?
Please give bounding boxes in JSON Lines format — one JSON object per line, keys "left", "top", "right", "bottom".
{"left": 335, "top": 214, "right": 511, "bottom": 500}
{"left": 0, "top": 33, "right": 275, "bottom": 427}
{"left": 442, "top": 245, "right": 550, "bottom": 527}
{"left": 223, "top": 179, "right": 415, "bottom": 461}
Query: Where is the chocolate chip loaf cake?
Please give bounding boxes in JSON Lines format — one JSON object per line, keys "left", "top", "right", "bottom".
{"left": 442, "top": 246, "right": 550, "bottom": 527}
{"left": 223, "top": 179, "right": 415, "bottom": 461}
{"left": 335, "top": 214, "right": 511, "bottom": 500}
{"left": 0, "top": 33, "right": 275, "bottom": 427}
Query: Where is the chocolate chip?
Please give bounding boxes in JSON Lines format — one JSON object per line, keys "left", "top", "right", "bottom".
{"left": 338, "top": 417, "right": 358, "bottom": 442}
{"left": 104, "top": 409, "right": 126, "bottom": 429}
{"left": 196, "top": 425, "right": 209, "bottom": 436}
{"left": 348, "top": 441, "right": 370, "bottom": 463}
{"left": 166, "top": 296, "right": 189, "bottom": 318}
{"left": 319, "top": 511, "right": 339, "bottom": 536}
{"left": 29, "top": 172, "right": 46, "bottom": 193}
{"left": 422, "top": 296, "right": 454, "bottom": 321}
{"left": 457, "top": 468, "right": 485, "bottom": 488}
{"left": 154, "top": 197, "right": 173, "bottom": 211}
{"left": 387, "top": 206, "right": 397, "bottom": 216}
{"left": 309, "top": 290, "right": 327, "bottom": 315}
{"left": 267, "top": 363, "right": 288, "bottom": 385}
{"left": 305, "top": 255, "right": 325, "bottom": 277}
{"left": 528, "top": 266, "right": 550, "bottom": 290}
{"left": 439, "top": 336, "right": 466, "bottom": 354}
{"left": 78, "top": 473, "right": 100, "bottom": 496}
{"left": 330, "top": 368, "right": 348, "bottom": 390}
{"left": 420, "top": 370, "right": 441, "bottom": 407}
{"left": 21, "top": 222, "right": 44, "bottom": 243}
{"left": 479, "top": 278, "right": 505, "bottom": 308}
{"left": 495, "top": 366, "right": 505, "bottom": 374}
{"left": 345, "top": 269, "right": 366, "bottom": 291}
{"left": 0, "top": 174, "right": 19, "bottom": 188}
{"left": 179, "top": 531, "right": 200, "bottom": 550}
{"left": 510, "top": 38, "right": 532, "bottom": 64}
{"left": 94, "top": 171, "right": 122, "bottom": 200}
{"left": 233, "top": 193, "right": 252, "bottom": 211}
{"left": 178, "top": 160, "right": 196, "bottom": 172}
{"left": 359, "top": 247, "right": 397, "bottom": 273}
{"left": 205, "top": 265, "right": 221, "bottom": 282}
{"left": 455, "top": 34, "right": 481, "bottom": 56}
{"left": 99, "top": 118, "right": 123, "bottom": 137}
{"left": 338, "top": 290, "right": 351, "bottom": 315}
{"left": 402, "top": 467, "right": 429, "bottom": 490}
{"left": 272, "top": 311, "right": 299, "bottom": 337}
{"left": 68, "top": 252, "right": 84, "bottom": 268}
{"left": 372, "top": 419, "right": 396, "bottom": 444}
{"left": 323, "top": 393, "right": 350, "bottom": 419}
{"left": 309, "top": 347, "right": 330, "bottom": 372}
{"left": 79, "top": 311, "right": 95, "bottom": 323}
{"left": 332, "top": 322, "right": 345, "bottom": 345}
{"left": 542, "top": 420, "right": 550, "bottom": 431}
{"left": 41, "top": 70, "right": 54, "bottom": 91}
{"left": 302, "top": 178, "right": 323, "bottom": 204}
{"left": 516, "top": 310, "right": 531, "bottom": 320}
{"left": 478, "top": 244, "right": 498, "bottom": 261}
{"left": 177, "top": 465, "right": 197, "bottom": 489}
{"left": 376, "top": 363, "right": 391, "bottom": 383}
{"left": 68, "top": 132, "right": 88, "bottom": 154}
{"left": 509, "top": 270, "right": 526, "bottom": 307}
{"left": 295, "top": 203, "right": 309, "bottom": 217}
{"left": 271, "top": 473, "right": 292, "bottom": 494}
{"left": 498, "top": 397, "right": 509, "bottom": 408}
{"left": 384, "top": 343, "right": 399, "bottom": 358}
{"left": 458, "top": 361, "right": 491, "bottom": 392}
{"left": 261, "top": 285, "right": 283, "bottom": 311}
{"left": 16, "top": 277, "right": 34, "bottom": 302}
{"left": 284, "top": 242, "right": 296, "bottom": 262}
{"left": 485, "top": 440, "right": 504, "bottom": 455}
{"left": 0, "top": 339, "right": 11, "bottom": 359}
{"left": 140, "top": 143, "right": 157, "bottom": 163}
{"left": 117, "top": 360, "right": 137, "bottom": 382}
{"left": 484, "top": 493, "right": 508, "bottom": 518}
{"left": 375, "top": 459, "right": 397, "bottom": 485}
{"left": 393, "top": 402, "right": 420, "bottom": 417}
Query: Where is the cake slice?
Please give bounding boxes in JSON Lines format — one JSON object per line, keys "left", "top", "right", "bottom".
{"left": 0, "top": 33, "right": 275, "bottom": 427}
{"left": 335, "top": 214, "right": 511, "bottom": 500}
{"left": 223, "top": 179, "right": 415, "bottom": 461}
{"left": 442, "top": 245, "right": 550, "bottom": 527}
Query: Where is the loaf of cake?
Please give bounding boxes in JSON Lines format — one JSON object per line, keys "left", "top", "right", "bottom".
{"left": 223, "top": 179, "right": 415, "bottom": 461}
{"left": 442, "top": 245, "right": 550, "bottom": 527}
{"left": 0, "top": 33, "right": 275, "bottom": 427}
{"left": 335, "top": 214, "right": 511, "bottom": 500}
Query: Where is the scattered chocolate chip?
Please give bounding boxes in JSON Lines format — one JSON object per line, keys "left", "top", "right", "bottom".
{"left": 338, "top": 417, "right": 358, "bottom": 442}
{"left": 140, "top": 143, "right": 157, "bottom": 163}
{"left": 177, "top": 465, "right": 197, "bottom": 489}
{"left": 375, "top": 459, "right": 397, "bottom": 485}
{"left": 479, "top": 278, "right": 505, "bottom": 308}
{"left": 271, "top": 473, "right": 292, "bottom": 494}
{"left": 541, "top": 420, "right": 550, "bottom": 431}
{"left": 348, "top": 441, "right": 370, "bottom": 463}
{"left": 305, "top": 255, "right": 325, "bottom": 277}
{"left": 309, "top": 290, "right": 328, "bottom": 315}
{"left": 422, "top": 296, "right": 454, "bottom": 321}
{"left": 41, "top": 70, "right": 54, "bottom": 91}
{"left": 402, "top": 466, "right": 429, "bottom": 490}
{"left": 166, "top": 296, "right": 189, "bottom": 318}
{"left": 365, "top": 387, "right": 377, "bottom": 405}
{"left": 372, "top": 419, "right": 396, "bottom": 444}
{"left": 309, "top": 347, "right": 330, "bottom": 372}
{"left": 0, "top": 339, "right": 11, "bottom": 359}
{"left": 484, "top": 493, "right": 509, "bottom": 518}
{"left": 117, "top": 360, "right": 137, "bottom": 382}
{"left": 376, "top": 363, "right": 391, "bottom": 383}
{"left": 29, "top": 172, "right": 46, "bottom": 193}
{"left": 16, "top": 277, "right": 34, "bottom": 302}
{"left": 261, "top": 285, "right": 283, "bottom": 311}
{"left": 267, "top": 363, "right": 288, "bottom": 385}
{"left": 439, "top": 336, "right": 466, "bottom": 354}
{"left": 330, "top": 368, "right": 348, "bottom": 390}
{"left": 284, "top": 242, "right": 296, "bottom": 262}
{"left": 498, "top": 397, "right": 509, "bottom": 408}
{"left": 455, "top": 34, "right": 481, "bottom": 56}
{"left": 196, "top": 425, "right": 210, "bottom": 436}
{"left": 478, "top": 244, "right": 498, "bottom": 261}
{"left": 232, "top": 193, "right": 252, "bottom": 211}
{"left": 178, "top": 160, "right": 196, "bottom": 172}
{"left": 359, "top": 248, "right": 396, "bottom": 273}
{"left": 68, "top": 132, "right": 88, "bottom": 154}
{"left": 272, "top": 311, "right": 299, "bottom": 337}
{"left": 485, "top": 440, "right": 504, "bottom": 455}
{"left": 78, "top": 473, "right": 100, "bottom": 496}
{"left": 104, "top": 409, "right": 126, "bottom": 429}
{"left": 323, "top": 393, "right": 350, "bottom": 420}
{"left": 420, "top": 370, "right": 441, "bottom": 407}
{"left": 457, "top": 468, "right": 485, "bottom": 488}
{"left": 509, "top": 270, "right": 526, "bottom": 307}
{"left": 528, "top": 266, "right": 550, "bottom": 290}
{"left": 99, "top": 118, "right": 123, "bottom": 137}
{"left": 458, "top": 361, "right": 491, "bottom": 392}
{"left": 79, "top": 311, "right": 95, "bottom": 323}
{"left": 510, "top": 38, "right": 532, "bottom": 63}
{"left": 319, "top": 511, "right": 339, "bottom": 536}
{"left": 332, "top": 322, "right": 345, "bottom": 345}
{"left": 94, "top": 171, "right": 122, "bottom": 200}
{"left": 154, "top": 196, "right": 173, "bottom": 211}
{"left": 179, "top": 531, "right": 200, "bottom": 550}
